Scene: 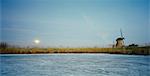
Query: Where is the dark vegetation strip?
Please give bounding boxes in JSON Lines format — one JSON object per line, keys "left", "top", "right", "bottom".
{"left": 0, "top": 47, "right": 150, "bottom": 55}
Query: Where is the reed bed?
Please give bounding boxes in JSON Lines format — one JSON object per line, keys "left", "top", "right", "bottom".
{"left": 0, "top": 47, "right": 149, "bottom": 55}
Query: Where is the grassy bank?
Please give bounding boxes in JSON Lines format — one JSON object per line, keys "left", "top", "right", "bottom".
{"left": 0, "top": 47, "right": 149, "bottom": 55}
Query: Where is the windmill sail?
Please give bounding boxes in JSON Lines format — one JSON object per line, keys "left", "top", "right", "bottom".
{"left": 120, "top": 29, "right": 124, "bottom": 38}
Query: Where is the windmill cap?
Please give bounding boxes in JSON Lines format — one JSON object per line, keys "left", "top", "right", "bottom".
{"left": 116, "top": 37, "right": 124, "bottom": 41}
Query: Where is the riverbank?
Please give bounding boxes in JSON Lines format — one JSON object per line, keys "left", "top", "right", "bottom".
{"left": 0, "top": 47, "right": 149, "bottom": 55}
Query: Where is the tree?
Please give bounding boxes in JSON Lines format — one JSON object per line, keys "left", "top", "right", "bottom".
{"left": 0, "top": 42, "right": 8, "bottom": 49}
{"left": 128, "top": 44, "right": 138, "bottom": 48}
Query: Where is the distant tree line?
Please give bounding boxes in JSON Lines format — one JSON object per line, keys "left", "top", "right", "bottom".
{"left": 0, "top": 42, "right": 8, "bottom": 49}
{"left": 127, "top": 44, "right": 138, "bottom": 48}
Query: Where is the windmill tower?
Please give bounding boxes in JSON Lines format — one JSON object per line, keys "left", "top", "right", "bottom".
{"left": 116, "top": 29, "right": 125, "bottom": 48}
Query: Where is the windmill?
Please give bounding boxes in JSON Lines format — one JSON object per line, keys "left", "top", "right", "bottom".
{"left": 116, "top": 29, "right": 125, "bottom": 48}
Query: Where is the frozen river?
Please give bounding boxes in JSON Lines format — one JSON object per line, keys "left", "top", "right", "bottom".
{"left": 0, "top": 54, "right": 150, "bottom": 76}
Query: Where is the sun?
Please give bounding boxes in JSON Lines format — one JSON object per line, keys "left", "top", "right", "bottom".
{"left": 34, "top": 39, "right": 40, "bottom": 44}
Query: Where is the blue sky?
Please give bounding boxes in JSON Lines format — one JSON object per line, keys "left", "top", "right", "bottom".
{"left": 1, "top": 0, "right": 149, "bottom": 47}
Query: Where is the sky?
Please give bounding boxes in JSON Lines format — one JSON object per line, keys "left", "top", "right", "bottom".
{"left": 1, "top": 0, "right": 149, "bottom": 47}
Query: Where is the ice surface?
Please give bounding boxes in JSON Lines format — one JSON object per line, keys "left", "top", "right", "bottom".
{"left": 0, "top": 54, "right": 150, "bottom": 76}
